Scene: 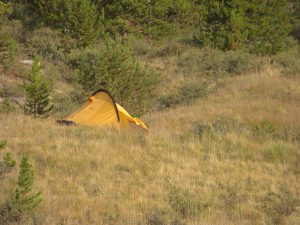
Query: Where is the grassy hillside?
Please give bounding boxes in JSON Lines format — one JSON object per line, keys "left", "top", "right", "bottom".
{"left": 1, "top": 1, "right": 300, "bottom": 224}
{"left": 1, "top": 67, "right": 299, "bottom": 224}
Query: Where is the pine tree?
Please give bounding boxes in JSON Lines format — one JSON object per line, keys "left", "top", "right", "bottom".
{"left": 194, "top": 0, "right": 292, "bottom": 55}
{"left": 15, "top": 157, "right": 42, "bottom": 213}
{"left": 24, "top": 58, "right": 53, "bottom": 117}
{"left": 28, "top": 0, "right": 102, "bottom": 46}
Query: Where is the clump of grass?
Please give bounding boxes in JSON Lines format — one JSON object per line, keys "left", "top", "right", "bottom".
{"left": 0, "top": 140, "right": 7, "bottom": 149}
{"left": 253, "top": 119, "right": 275, "bottom": 139}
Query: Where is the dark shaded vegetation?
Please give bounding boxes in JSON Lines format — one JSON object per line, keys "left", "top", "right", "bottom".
{"left": 0, "top": 0, "right": 299, "bottom": 116}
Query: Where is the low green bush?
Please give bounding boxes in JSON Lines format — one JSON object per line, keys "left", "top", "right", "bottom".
{"left": 74, "top": 38, "right": 159, "bottom": 115}
{"left": 178, "top": 48, "right": 266, "bottom": 78}
{"left": 192, "top": 121, "right": 212, "bottom": 139}
{"left": 158, "top": 81, "right": 211, "bottom": 109}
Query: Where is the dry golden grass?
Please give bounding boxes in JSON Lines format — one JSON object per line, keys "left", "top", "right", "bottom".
{"left": 1, "top": 69, "right": 300, "bottom": 225}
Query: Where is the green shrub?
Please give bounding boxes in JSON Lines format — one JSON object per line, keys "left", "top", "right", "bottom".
{"left": 192, "top": 121, "right": 212, "bottom": 139}
{"left": 158, "top": 81, "right": 210, "bottom": 109}
{"left": 0, "top": 32, "right": 17, "bottom": 70}
{"left": 75, "top": 38, "right": 159, "bottom": 115}
{"left": 178, "top": 48, "right": 266, "bottom": 78}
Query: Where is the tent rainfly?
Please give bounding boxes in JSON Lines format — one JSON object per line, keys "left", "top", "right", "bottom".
{"left": 57, "top": 89, "right": 149, "bottom": 132}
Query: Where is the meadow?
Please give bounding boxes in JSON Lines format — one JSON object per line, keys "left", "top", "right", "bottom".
{"left": 1, "top": 1, "right": 300, "bottom": 224}
{"left": 1, "top": 65, "right": 299, "bottom": 225}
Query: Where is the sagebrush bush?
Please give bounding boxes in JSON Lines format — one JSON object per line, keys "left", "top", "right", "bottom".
{"left": 178, "top": 48, "right": 266, "bottom": 78}
{"left": 75, "top": 38, "right": 159, "bottom": 115}
{"left": 158, "top": 81, "right": 211, "bottom": 109}
{"left": 192, "top": 121, "right": 212, "bottom": 139}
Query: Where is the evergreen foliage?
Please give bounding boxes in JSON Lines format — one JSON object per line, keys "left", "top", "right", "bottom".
{"left": 98, "top": 0, "right": 193, "bottom": 38}
{"left": 76, "top": 38, "right": 159, "bottom": 115}
{"left": 29, "top": 0, "right": 102, "bottom": 46}
{"left": 194, "top": 0, "right": 292, "bottom": 54}
{"left": 24, "top": 58, "right": 53, "bottom": 117}
{"left": 0, "top": 32, "right": 17, "bottom": 70}
{"left": 15, "top": 157, "right": 42, "bottom": 213}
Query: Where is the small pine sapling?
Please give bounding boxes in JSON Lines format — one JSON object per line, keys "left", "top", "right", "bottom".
{"left": 15, "top": 157, "right": 42, "bottom": 213}
{"left": 23, "top": 57, "right": 53, "bottom": 117}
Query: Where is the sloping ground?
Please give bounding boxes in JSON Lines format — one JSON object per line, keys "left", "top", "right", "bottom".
{"left": 0, "top": 70, "right": 299, "bottom": 225}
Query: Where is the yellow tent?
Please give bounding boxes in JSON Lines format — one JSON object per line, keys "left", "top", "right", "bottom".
{"left": 57, "top": 89, "right": 149, "bottom": 132}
